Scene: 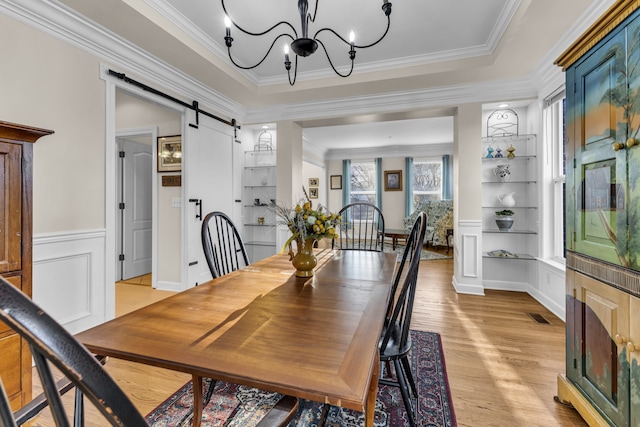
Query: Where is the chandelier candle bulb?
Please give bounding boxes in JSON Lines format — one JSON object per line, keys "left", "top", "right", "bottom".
{"left": 224, "top": 15, "right": 233, "bottom": 47}
{"left": 284, "top": 45, "right": 291, "bottom": 70}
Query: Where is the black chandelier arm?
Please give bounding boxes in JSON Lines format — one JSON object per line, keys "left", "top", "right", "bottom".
{"left": 313, "top": 14, "right": 391, "bottom": 49}
{"left": 315, "top": 39, "right": 354, "bottom": 78}
{"left": 286, "top": 56, "right": 299, "bottom": 85}
{"left": 221, "top": 0, "right": 298, "bottom": 37}
{"left": 227, "top": 33, "right": 294, "bottom": 70}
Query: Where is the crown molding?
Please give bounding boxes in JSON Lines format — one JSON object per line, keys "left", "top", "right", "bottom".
{"left": 0, "top": 0, "right": 247, "bottom": 121}
{"left": 323, "top": 142, "right": 453, "bottom": 161}
{"left": 530, "top": 0, "right": 616, "bottom": 98}
{"left": 244, "top": 77, "right": 537, "bottom": 125}
{"left": 143, "top": 0, "right": 262, "bottom": 87}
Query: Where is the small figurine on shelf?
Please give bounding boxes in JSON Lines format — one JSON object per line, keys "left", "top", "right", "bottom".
{"left": 494, "top": 146, "right": 503, "bottom": 158}
{"left": 486, "top": 145, "right": 494, "bottom": 158}
{"left": 506, "top": 144, "right": 516, "bottom": 158}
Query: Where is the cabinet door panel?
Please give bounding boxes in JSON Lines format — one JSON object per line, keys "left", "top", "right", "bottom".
{"left": 627, "top": 16, "right": 640, "bottom": 271}
{"left": 572, "top": 29, "right": 629, "bottom": 268}
{"left": 0, "top": 275, "right": 20, "bottom": 335}
{"left": 0, "top": 334, "right": 23, "bottom": 410}
{"left": 570, "top": 272, "right": 629, "bottom": 426}
{"left": 630, "top": 295, "right": 640, "bottom": 427}
{"left": 0, "top": 141, "right": 22, "bottom": 273}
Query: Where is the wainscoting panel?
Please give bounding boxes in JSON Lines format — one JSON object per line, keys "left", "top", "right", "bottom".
{"left": 533, "top": 260, "right": 566, "bottom": 321}
{"left": 453, "top": 220, "right": 484, "bottom": 295}
{"left": 33, "top": 230, "right": 108, "bottom": 334}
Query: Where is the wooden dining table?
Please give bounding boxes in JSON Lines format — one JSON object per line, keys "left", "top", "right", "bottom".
{"left": 76, "top": 248, "right": 397, "bottom": 427}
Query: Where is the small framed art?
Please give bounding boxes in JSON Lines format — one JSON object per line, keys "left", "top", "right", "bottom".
{"left": 330, "top": 175, "right": 342, "bottom": 190}
{"left": 309, "top": 177, "right": 319, "bottom": 187}
{"left": 309, "top": 188, "right": 319, "bottom": 199}
{"left": 384, "top": 170, "right": 402, "bottom": 191}
{"left": 157, "top": 135, "right": 182, "bottom": 172}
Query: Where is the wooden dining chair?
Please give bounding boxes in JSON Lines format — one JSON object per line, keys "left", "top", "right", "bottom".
{"left": 0, "top": 277, "right": 297, "bottom": 427}
{"left": 201, "top": 211, "right": 250, "bottom": 278}
{"left": 332, "top": 202, "right": 385, "bottom": 251}
{"left": 379, "top": 211, "right": 427, "bottom": 427}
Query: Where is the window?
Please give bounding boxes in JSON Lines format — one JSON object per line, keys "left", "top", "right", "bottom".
{"left": 545, "top": 94, "right": 566, "bottom": 261}
{"left": 412, "top": 158, "right": 442, "bottom": 208}
{"left": 349, "top": 159, "right": 377, "bottom": 204}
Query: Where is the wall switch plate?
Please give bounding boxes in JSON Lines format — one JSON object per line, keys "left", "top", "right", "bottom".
{"left": 171, "top": 197, "right": 182, "bottom": 208}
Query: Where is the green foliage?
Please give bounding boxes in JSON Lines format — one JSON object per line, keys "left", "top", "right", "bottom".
{"left": 494, "top": 209, "right": 514, "bottom": 216}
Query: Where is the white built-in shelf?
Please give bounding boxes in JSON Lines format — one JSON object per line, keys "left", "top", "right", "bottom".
{"left": 483, "top": 229, "right": 537, "bottom": 234}
{"left": 482, "top": 252, "right": 536, "bottom": 260}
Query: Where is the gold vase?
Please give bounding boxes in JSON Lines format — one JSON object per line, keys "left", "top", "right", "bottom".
{"left": 289, "top": 238, "right": 317, "bottom": 278}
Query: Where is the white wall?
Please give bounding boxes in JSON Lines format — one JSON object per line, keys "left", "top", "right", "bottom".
{"left": 327, "top": 159, "right": 343, "bottom": 213}
{"left": 0, "top": 13, "right": 105, "bottom": 233}
{"left": 381, "top": 157, "right": 406, "bottom": 229}
{"left": 302, "top": 161, "right": 326, "bottom": 208}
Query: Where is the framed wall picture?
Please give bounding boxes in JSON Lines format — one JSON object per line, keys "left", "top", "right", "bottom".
{"left": 309, "top": 177, "right": 319, "bottom": 187}
{"left": 309, "top": 187, "right": 319, "bottom": 199}
{"left": 330, "top": 175, "right": 342, "bottom": 190}
{"left": 384, "top": 170, "right": 402, "bottom": 191}
{"left": 157, "top": 135, "right": 182, "bottom": 172}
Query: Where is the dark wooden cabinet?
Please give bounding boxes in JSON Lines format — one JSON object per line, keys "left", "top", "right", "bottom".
{"left": 0, "top": 121, "right": 53, "bottom": 410}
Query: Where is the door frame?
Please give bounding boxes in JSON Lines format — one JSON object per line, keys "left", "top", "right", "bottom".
{"left": 115, "top": 128, "right": 156, "bottom": 282}
{"left": 103, "top": 67, "right": 186, "bottom": 318}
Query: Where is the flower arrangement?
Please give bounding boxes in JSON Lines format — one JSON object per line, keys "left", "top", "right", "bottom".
{"left": 495, "top": 209, "right": 514, "bottom": 216}
{"left": 275, "top": 188, "right": 341, "bottom": 251}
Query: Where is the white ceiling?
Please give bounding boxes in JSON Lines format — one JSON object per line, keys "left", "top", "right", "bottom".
{"left": 52, "top": 0, "right": 609, "bottom": 152}
{"left": 162, "top": 0, "right": 514, "bottom": 83}
{"left": 304, "top": 116, "right": 454, "bottom": 150}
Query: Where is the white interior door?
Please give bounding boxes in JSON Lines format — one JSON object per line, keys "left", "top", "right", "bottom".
{"left": 184, "top": 111, "right": 234, "bottom": 288}
{"left": 120, "top": 139, "right": 153, "bottom": 280}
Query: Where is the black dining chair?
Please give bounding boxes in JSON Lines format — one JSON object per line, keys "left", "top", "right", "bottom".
{"left": 0, "top": 277, "right": 298, "bottom": 427}
{"left": 379, "top": 211, "right": 427, "bottom": 427}
{"left": 332, "top": 202, "right": 385, "bottom": 252}
{"left": 201, "top": 211, "right": 250, "bottom": 278}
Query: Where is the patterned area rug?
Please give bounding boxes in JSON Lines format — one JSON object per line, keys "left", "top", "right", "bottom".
{"left": 384, "top": 243, "right": 452, "bottom": 260}
{"left": 146, "top": 330, "right": 456, "bottom": 427}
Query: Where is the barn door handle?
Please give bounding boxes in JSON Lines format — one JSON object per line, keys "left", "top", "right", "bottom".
{"left": 188, "top": 198, "right": 202, "bottom": 221}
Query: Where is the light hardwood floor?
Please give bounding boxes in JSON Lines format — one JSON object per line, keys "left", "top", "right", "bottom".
{"left": 27, "top": 253, "right": 586, "bottom": 426}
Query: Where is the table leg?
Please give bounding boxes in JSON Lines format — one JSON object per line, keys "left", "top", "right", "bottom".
{"left": 192, "top": 375, "right": 203, "bottom": 427}
{"left": 364, "top": 350, "right": 380, "bottom": 427}
{"left": 392, "top": 237, "right": 397, "bottom": 250}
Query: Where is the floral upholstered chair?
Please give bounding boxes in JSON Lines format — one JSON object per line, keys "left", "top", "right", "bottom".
{"left": 403, "top": 199, "right": 453, "bottom": 247}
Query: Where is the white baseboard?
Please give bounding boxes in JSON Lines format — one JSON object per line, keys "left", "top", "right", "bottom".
{"left": 155, "top": 280, "right": 186, "bottom": 292}
{"left": 452, "top": 275, "right": 485, "bottom": 295}
{"left": 527, "top": 285, "right": 566, "bottom": 322}
{"left": 483, "top": 279, "right": 528, "bottom": 292}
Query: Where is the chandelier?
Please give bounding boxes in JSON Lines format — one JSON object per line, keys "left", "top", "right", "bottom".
{"left": 222, "top": 0, "right": 393, "bottom": 85}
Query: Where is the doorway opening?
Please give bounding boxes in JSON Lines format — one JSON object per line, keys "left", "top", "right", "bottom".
{"left": 116, "top": 132, "right": 153, "bottom": 281}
